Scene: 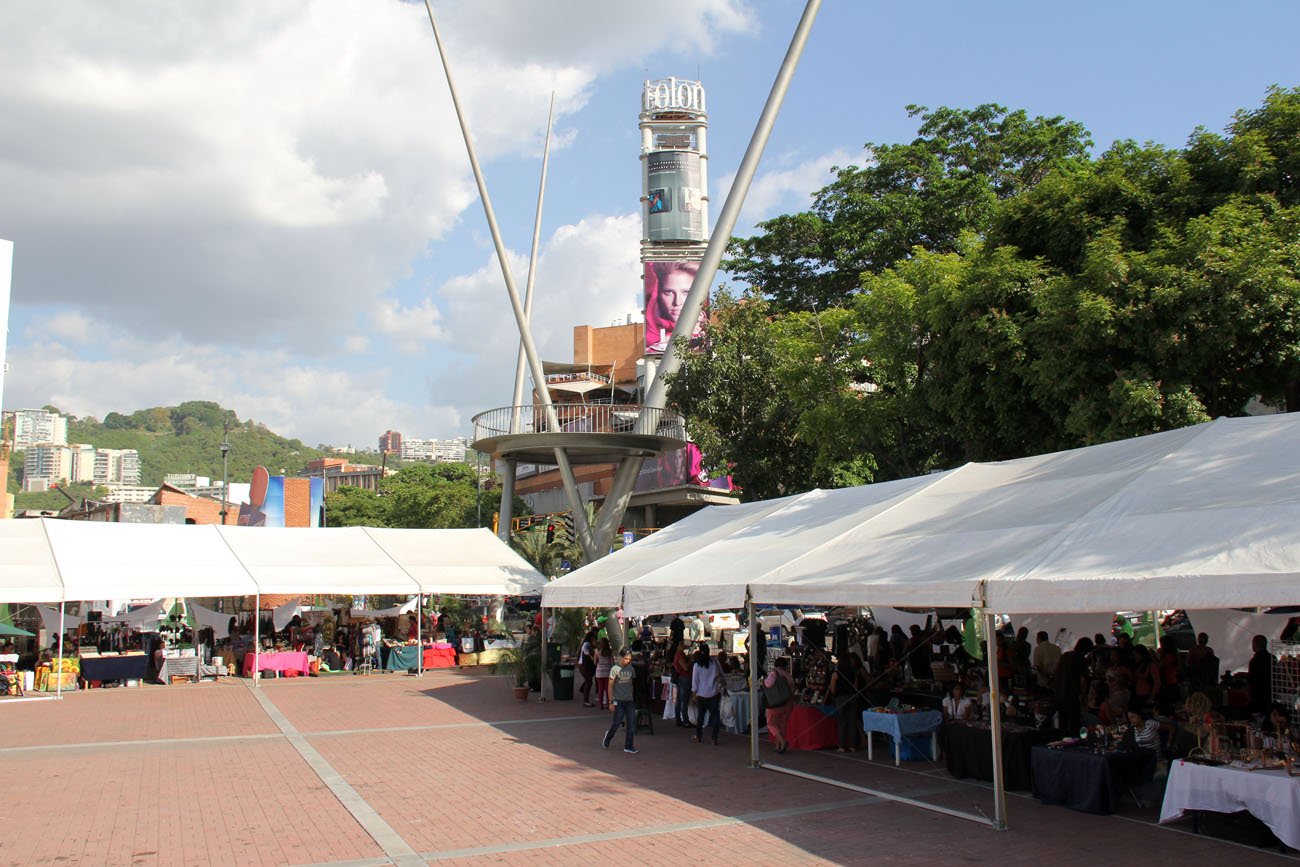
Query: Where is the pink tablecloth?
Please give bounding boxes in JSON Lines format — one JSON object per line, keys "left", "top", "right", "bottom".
{"left": 243, "top": 651, "right": 310, "bottom": 677}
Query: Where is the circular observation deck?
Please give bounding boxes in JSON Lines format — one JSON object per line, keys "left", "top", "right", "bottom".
{"left": 471, "top": 404, "right": 687, "bottom": 465}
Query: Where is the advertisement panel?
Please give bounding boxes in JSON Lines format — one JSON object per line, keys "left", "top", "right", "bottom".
{"left": 644, "top": 260, "right": 706, "bottom": 355}
{"left": 645, "top": 150, "right": 704, "bottom": 242}
{"left": 634, "top": 443, "right": 735, "bottom": 493}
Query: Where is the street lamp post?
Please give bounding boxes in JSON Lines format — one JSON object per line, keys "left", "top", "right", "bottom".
{"left": 219, "top": 425, "right": 231, "bottom": 525}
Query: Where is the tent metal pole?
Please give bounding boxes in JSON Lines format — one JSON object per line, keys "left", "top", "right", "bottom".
{"left": 253, "top": 594, "right": 260, "bottom": 688}
{"left": 748, "top": 595, "right": 759, "bottom": 768}
{"left": 416, "top": 594, "right": 423, "bottom": 677}
{"left": 984, "top": 611, "right": 1007, "bottom": 830}
{"left": 56, "top": 602, "right": 65, "bottom": 699}
{"left": 539, "top": 606, "right": 549, "bottom": 702}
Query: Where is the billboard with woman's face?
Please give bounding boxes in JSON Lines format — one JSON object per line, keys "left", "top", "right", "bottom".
{"left": 644, "top": 260, "right": 706, "bottom": 355}
{"left": 645, "top": 150, "right": 704, "bottom": 242}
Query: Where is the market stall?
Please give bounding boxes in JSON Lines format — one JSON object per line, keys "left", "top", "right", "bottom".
{"left": 862, "top": 708, "right": 943, "bottom": 765}
{"left": 1030, "top": 742, "right": 1157, "bottom": 814}
{"left": 423, "top": 643, "right": 457, "bottom": 669}
{"left": 786, "top": 704, "right": 838, "bottom": 751}
{"left": 943, "top": 721, "right": 1053, "bottom": 791}
{"left": 543, "top": 413, "right": 1300, "bottom": 831}
{"left": 1160, "top": 759, "right": 1300, "bottom": 849}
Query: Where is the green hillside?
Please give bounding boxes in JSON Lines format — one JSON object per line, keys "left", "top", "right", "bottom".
{"left": 7, "top": 401, "right": 394, "bottom": 509}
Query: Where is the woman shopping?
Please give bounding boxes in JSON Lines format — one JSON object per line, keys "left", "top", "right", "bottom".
{"left": 691, "top": 644, "right": 724, "bottom": 745}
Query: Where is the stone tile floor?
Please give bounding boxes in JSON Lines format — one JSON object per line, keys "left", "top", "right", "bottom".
{"left": 0, "top": 672, "right": 1293, "bottom": 866}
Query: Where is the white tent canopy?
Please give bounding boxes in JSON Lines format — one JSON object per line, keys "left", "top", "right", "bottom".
{"left": 0, "top": 521, "right": 544, "bottom": 602}
{"left": 544, "top": 414, "right": 1300, "bottom": 616}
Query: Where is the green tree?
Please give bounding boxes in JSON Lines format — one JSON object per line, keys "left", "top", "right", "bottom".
{"left": 725, "top": 103, "right": 1092, "bottom": 312}
{"left": 324, "top": 485, "right": 387, "bottom": 527}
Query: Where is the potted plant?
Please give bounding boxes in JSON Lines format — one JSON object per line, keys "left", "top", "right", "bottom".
{"left": 495, "top": 635, "right": 539, "bottom": 700}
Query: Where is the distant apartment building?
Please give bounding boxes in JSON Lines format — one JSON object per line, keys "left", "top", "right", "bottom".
{"left": 379, "top": 430, "right": 402, "bottom": 454}
{"left": 100, "top": 485, "right": 157, "bottom": 504}
{"left": 13, "top": 408, "right": 67, "bottom": 448}
{"left": 299, "top": 457, "right": 385, "bottom": 495}
{"left": 23, "top": 444, "right": 72, "bottom": 488}
{"left": 163, "top": 473, "right": 210, "bottom": 489}
{"left": 94, "top": 448, "right": 141, "bottom": 486}
{"left": 400, "top": 436, "right": 470, "bottom": 463}
{"left": 69, "top": 443, "right": 97, "bottom": 483}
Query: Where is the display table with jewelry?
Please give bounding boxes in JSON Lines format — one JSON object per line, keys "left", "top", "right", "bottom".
{"left": 1030, "top": 731, "right": 1157, "bottom": 814}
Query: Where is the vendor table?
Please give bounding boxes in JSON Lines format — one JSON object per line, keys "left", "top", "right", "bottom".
{"left": 79, "top": 653, "right": 148, "bottom": 683}
{"left": 384, "top": 644, "right": 421, "bottom": 671}
{"left": 657, "top": 684, "right": 751, "bottom": 734}
{"left": 863, "top": 709, "right": 943, "bottom": 765}
{"left": 423, "top": 644, "right": 457, "bottom": 669}
{"left": 943, "top": 721, "right": 1054, "bottom": 790}
{"left": 1160, "top": 759, "right": 1300, "bottom": 849}
{"left": 787, "top": 704, "right": 839, "bottom": 751}
{"left": 1030, "top": 744, "right": 1157, "bottom": 814}
{"left": 243, "top": 651, "right": 310, "bottom": 677}
{"left": 157, "top": 656, "right": 199, "bottom": 683}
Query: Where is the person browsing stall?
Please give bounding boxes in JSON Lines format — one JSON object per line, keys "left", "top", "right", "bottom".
{"left": 691, "top": 644, "right": 724, "bottom": 745}
{"left": 602, "top": 650, "right": 639, "bottom": 754}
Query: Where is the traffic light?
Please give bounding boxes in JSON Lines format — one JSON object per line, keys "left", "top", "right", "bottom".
{"left": 546, "top": 523, "right": 555, "bottom": 544}
{"left": 560, "top": 511, "right": 576, "bottom": 544}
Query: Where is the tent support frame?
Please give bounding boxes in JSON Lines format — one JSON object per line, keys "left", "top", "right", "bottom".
{"left": 759, "top": 762, "right": 998, "bottom": 827}
{"left": 253, "top": 594, "right": 260, "bottom": 688}
{"left": 55, "top": 602, "right": 65, "bottom": 699}
{"left": 983, "top": 610, "right": 1008, "bottom": 830}
{"left": 747, "top": 595, "right": 759, "bottom": 768}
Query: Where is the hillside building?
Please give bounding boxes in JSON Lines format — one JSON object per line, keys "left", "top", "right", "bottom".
{"left": 12, "top": 408, "right": 67, "bottom": 448}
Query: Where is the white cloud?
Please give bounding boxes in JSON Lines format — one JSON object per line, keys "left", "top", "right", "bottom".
{"left": 0, "top": 1, "right": 756, "bottom": 353}
{"left": 31, "top": 311, "right": 94, "bottom": 344}
{"left": 431, "top": 211, "right": 643, "bottom": 409}
{"left": 0, "top": 0, "right": 761, "bottom": 447}
{"left": 5, "top": 331, "right": 460, "bottom": 448}
{"left": 371, "top": 297, "right": 446, "bottom": 354}
{"left": 716, "top": 147, "right": 866, "bottom": 234}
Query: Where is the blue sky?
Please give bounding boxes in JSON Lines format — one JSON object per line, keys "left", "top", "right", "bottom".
{"left": 1, "top": 0, "right": 1296, "bottom": 448}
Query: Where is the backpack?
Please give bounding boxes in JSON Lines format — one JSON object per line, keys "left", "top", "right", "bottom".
{"left": 762, "top": 673, "right": 792, "bottom": 708}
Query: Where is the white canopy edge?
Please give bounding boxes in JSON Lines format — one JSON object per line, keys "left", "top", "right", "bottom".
{"left": 0, "top": 520, "right": 545, "bottom": 602}
{"left": 545, "top": 415, "right": 1300, "bottom": 617}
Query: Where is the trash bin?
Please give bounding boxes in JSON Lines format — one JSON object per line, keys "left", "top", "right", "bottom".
{"left": 551, "top": 663, "right": 575, "bottom": 700}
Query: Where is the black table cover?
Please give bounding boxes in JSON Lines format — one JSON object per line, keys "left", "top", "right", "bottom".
{"left": 1030, "top": 744, "right": 1156, "bottom": 814}
{"left": 943, "top": 722, "right": 1054, "bottom": 790}
{"left": 80, "top": 654, "right": 149, "bottom": 682}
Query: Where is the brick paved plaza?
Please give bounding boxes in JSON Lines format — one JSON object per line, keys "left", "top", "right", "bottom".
{"left": 0, "top": 672, "right": 1294, "bottom": 866}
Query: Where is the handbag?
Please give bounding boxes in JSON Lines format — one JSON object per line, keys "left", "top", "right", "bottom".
{"left": 762, "top": 673, "right": 792, "bottom": 708}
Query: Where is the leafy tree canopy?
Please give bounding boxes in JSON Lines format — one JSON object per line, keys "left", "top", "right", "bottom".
{"left": 673, "top": 88, "right": 1300, "bottom": 500}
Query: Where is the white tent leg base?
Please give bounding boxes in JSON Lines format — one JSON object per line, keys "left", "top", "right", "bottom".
{"left": 759, "top": 762, "right": 1003, "bottom": 829}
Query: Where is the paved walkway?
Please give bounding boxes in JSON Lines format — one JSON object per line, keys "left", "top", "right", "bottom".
{"left": 0, "top": 672, "right": 1294, "bottom": 866}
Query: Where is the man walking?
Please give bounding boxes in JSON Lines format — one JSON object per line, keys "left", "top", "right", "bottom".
{"left": 602, "top": 649, "right": 639, "bottom": 754}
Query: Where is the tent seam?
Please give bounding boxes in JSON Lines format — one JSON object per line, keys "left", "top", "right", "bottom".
{"left": 359, "top": 526, "right": 425, "bottom": 595}
{"left": 38, "top": 518, "right": 67, "bottom": 603}
{"left": 742, "top": 466, "right": 973, "bottom": 606}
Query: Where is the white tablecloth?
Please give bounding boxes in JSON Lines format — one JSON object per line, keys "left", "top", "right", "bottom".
{"left": 660, "top": 683, "right": 751, "bottom": 734}
{"left": 1160, "top": 759, "right": 1300, "bottom": 848}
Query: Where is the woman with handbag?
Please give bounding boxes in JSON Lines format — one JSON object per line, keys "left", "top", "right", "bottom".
{"left": 762, "top": 657, "right": 795, "bottom": 753}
